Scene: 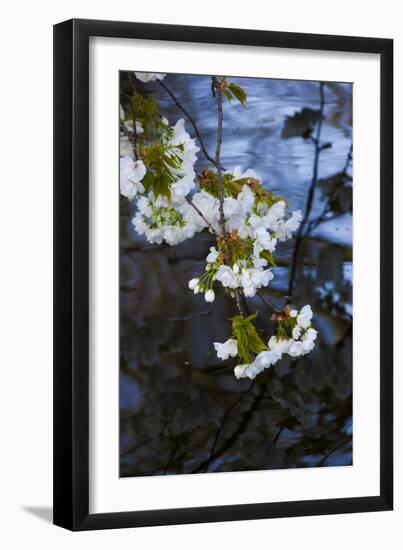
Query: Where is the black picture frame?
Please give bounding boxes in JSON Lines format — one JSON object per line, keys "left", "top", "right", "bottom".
{"left": 53, "top": 18, "right": 393, "bottom": 531}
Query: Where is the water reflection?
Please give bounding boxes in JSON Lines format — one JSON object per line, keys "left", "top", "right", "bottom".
{"left": 120, "top": 73, "right": 352, "bottom": 476}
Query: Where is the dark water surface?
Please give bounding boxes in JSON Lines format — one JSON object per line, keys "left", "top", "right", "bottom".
{"left": 120, "top": 74, "right": 352, "bottom": 476}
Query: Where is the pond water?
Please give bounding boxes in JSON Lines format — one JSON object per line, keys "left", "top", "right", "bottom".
{"left": 119, "top": 73, "right": 353, "bottom": 476}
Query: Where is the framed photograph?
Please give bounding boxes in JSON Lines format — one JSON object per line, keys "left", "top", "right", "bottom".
{"left": 53, "top": 19, "right": 393, "bottom": 530}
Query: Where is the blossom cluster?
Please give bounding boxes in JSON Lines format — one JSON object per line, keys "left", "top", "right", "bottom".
{"left": 119, "top": 75, "right": 317, "bottom": 380}
{"left": 214, "top": 305, "right": 317, "bottom": 380}
{"left": 134, "top": 72, "right": 166, "bottom": 83}
{"left": 186, "top": 180, "right": 302, "bottom": 302}
{"left": 120, "top": 102, "right": 202, "bottom": 244}
{"left": 132, "top": 194, "right": 201, "bottom": 246}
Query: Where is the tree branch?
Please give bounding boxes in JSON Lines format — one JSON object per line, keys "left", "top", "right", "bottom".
{"left": 185, "top": 196, "right": 222, "bottom": 237}
{"left": 158, "top": 79, "right": 222, "bottom": 168}
{"left": 212, "top": 77, "right": 228, "bottom": 245}
{"left": 305, "top": 142, "right": 352, "bottom": 235}
{"left": 211, "top": 76, "right": 244, "bottom": 316}
{"left": 316, "top": 437, "right": 351, "bottom": 467}
{"left": 256, "top": 290, "right": 282, "bottom": 313}
{"left": 192, "top": 381, "right": 257, "bottom": 473}
{"left": 287, "top": 82, "right": 325, "bottom": 299}
{"left": 126, "top": 76, "right": 140, "bottom": 160}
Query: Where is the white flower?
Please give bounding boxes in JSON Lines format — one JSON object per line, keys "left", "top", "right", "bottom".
{"left": 249, "top": 213, "right": 266, "bottom": 231}
{"left": 237, "top": 221, "right": 252, "bottom": 239}
{"left": 164, "top": 226, "right": 183, "bottom": 245}
{"left": 168, "top": 119, "right": 199, "bottom": 173}
{"left": 226, "top": 166, "right": 259, "bottom": 181}
{"left": 170, "top": 174, "right": 196, "bottom": 203}
{"left": 134, "top": 72, "right": 166, "bottom": 82}
{"left": 234, "top": 361, "right": 264, "bottom": 380}
{"left": 240, "top": 267, "right": 273, "bottom": 297}
{"left": 188, "top": 278, "right": 200, "bottom": 292}
{"left": 234, "top": 364, "right": 253, "bottom": 379}
{"left": 288, "top": 340, "right": 305, "bottom": 357}
{"left": 301, "top": 328, "right": 318, "bottom": 354}
{"left": 120, "top": 134, "right": 133, "bottom": 158}
{"left": 216, "top": 265, "right": 239, "bottom": 289}
{"left": 214, "top": 339, "right": 238, "bottom": 360}
{"left": 206, "top": 247, "right": 219, "bottom": 263}
{"left": 132, "top": 212, "right": 148, "bottom": 235}
{"left": 204, "top": 289, "right": 215, "bottom": 303}
{"left": 255, "top": 348, "right": 282, "bottom": 368}
{"left": 268, "top": 336, "right": 291, "bottom": 354}
{"left": 303, "top": 327, "right": 318, "bottom": 341}
{"left": 237, "top": 185, "right": 255, "bottom": 214}
{"left": 253, "top": 227, "right": 277, "bottom": 254}
{"left": 223, "top": 197, "right": 239, "bottom": 217}
{"left": 289, "top": 309, "right": 298, "bottom": 318}
{"left": 274, "top": 209, "right": 302, "bottom": 241}
{"left": 233, "top": 354, "right": 270, "bottom": 380}
{"left": 131, "top": 193, "right": 202, "bottom": 246}
{"left": 266, "top": 201, "right": 286, "bottom": 226}
{"left": 297, "top": 305, "right": 313, "bottom": 329}
{"left": 253, "top": 256, "right": 268, "bottom": 270}
{"left": 123, "top": 119, "right": 144, "bottom": 135}
{"left": 146, "top": 227, "right": 164, "bottom": 244}
{"left": 137, "top": 196, "right": 153, "bottom": 217}
{"left": 120, "top": 157, "right": 146, "bottom": 200}
{"left": 189, "top": 190, "right": 220, "bottom": 232}
{"left": 292, "top": 325, "right": 302, "bottom": 340}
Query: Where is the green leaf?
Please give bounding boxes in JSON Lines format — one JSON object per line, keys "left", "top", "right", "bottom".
{"left": 260, "top": 250, "right": 277, "bottom": 267}
{"left": 223, "top": 89, "right": 233, "bottom": 102}
{"left": 231, "top": 312, "right": 267, "bottom": 363}
{"left": 228, "top": 83, "right": 247, "bottom": 107}
{"left": 141, "top": 171, "right": 155, "bottom": 193}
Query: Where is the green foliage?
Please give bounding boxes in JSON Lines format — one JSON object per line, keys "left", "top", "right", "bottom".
{"left": 275, "top": 316, "right": 296, "bottom": 339}
{"left": 231, "top": 312, "right": 268, "bottom": 364}
{"left": 198, "top": 170, "right": 243, "bottom": 198}
{"left": 223, "top": 82, "right": 248, "bottom": 107}
{"left": 198, "top": 171, "right": 279, "bottom": 206}
{"left": 260, "top": 250, "right": 277, "bottom": 267}
{"left": 129, "top": 94, "right": 169, "bottom": 140}
{"left": 281, "top": 107, "right": 322, "bottom": 139}
{"left": 148, "top": 203, "right": 186, "bottom": 229}
{"left": 140, "top": 143, "right": 183, "bottom": 198}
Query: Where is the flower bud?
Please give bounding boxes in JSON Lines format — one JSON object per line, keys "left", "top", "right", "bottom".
{"left": 188, "top": 278, "right": 199, "bottom": 291}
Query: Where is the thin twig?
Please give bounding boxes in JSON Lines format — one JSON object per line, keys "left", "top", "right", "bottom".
{"left": 272, "top": 426, "right": 284, "bottom": 446}
{"left": 192, "top": 381, "right": 256, "bottom": 473}
{"left": 202, "top": 383, "right": 265, "bottom": 471}
{"left": 167, "top": 310, "right": 212, "bottom": 322}
{"left": 287, "top": 82, "right": 325, "bottom": 299}
{"left": 185, "top": 197, "right": 222, "bottom": 237}
{"left": 158, "top": 79, "right": 222, "bottom": 168}
{"left": 306, "top": 211, "right": 343, "bottom": 234}
{"left": 256, "top": 290, "right": 282, "bottom": 313}
{"left": 212, "top": 76, "right": 243, "bottom": 316}
{"left": 163, "top": 445, "right": 179, "bottom": 474}
{"left": 305, "top": 142, "right": 353, "bottom": 235}
{"left": 316, "top": 437, "right": 351, "bottom": 467}
{"left": 341, "top": 142, "right": 353, "bottom": 175}
{"left": 126, "top": 75, "right": 140, "bottom": 160}
{"left": 212, "top": 77, "right": 228, "bottom": 244}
